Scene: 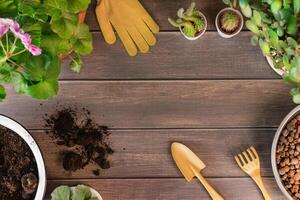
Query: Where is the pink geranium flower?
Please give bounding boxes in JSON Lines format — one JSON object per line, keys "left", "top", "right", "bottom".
{"left": 0, "top": 18, "right": 41, "bottom": 56}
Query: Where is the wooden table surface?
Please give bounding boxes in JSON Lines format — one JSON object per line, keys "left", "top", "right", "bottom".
{"left": 1, "top": 1, "right": 296, "bottom": 199}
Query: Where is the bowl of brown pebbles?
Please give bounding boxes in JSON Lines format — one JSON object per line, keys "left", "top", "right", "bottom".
{"left": 272, "top": 106, "right": 300, "bottom": 200}
{"left": 0, "top": 115, "right": 46, "bottom": 200}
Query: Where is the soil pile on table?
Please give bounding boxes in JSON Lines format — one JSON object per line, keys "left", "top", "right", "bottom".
{"left": 44, "top": 107, "right": 114, "bottom": 175}
{"left": 0, "top": 126, "right": 38, "bottom": 200}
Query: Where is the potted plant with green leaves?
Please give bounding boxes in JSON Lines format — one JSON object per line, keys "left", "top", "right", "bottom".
{"left": 51, "top": 185, "right": 102, "bottom": 200}
{"left": 239, "top": 0, "right": 300, "bottom": 104}
{"left": 217, "top": 0, "right": 244, "bottom": 38}
{"left": 168, "top": 2, "right": 207, "bottom": 40}
{"left": 0, "top": 0, "right": 93, "bottom": 102}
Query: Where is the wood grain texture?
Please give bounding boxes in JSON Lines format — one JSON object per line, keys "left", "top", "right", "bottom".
{"left": 60, "top": 32, "right": 278, "bottom": 80}
{"left": 33, "top": 129, "right": 276, "bottom": 179}
{"left": 0, "top": 80, "right": 294, "bottom": 129}
{"left": 86, "top": 0, "right": 228, "bottom": 31}
{"left": 45, "top": 178, "right": 285, "bottom": 200}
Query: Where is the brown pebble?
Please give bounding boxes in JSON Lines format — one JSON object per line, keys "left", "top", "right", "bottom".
{"left": 294, "top": 172, "right": 300, "bottom": 181}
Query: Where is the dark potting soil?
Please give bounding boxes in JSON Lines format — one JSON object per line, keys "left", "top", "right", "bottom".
{"left": 44, "top": 107, "right": 114, "bottom": 175}
{"left": 0, "top": 126, "right": 38, "bottom": 200}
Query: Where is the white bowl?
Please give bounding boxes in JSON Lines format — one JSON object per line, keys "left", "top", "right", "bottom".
{"left": 0, "top": 115, "right": 46, "bottom": 200}
{"left": 215, "top": 7, "right": 244, "bottom": 38}
{"left": 271, "top": 106, "right": 300, "bottom": 200}
{"left": 72, "top": 185, "right": 103, "bottom": 200}
{"left": 179, "top": 11, "right": 207, "bottom": 40}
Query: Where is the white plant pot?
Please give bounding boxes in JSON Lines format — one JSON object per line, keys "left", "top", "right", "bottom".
{"left": 215, "top": 7, "right": 244, "bottom": 38}
{"left": 179, "top": 11, "right": 207, "bottom": 40}
{"left": 0, "top": 115, "right": 47, "bottom": 200}
{"left": 266, "top": 56, "right": 285, "bottom": 76}
{"left": 72, "top": 185, "right": 103, "bottom": 200}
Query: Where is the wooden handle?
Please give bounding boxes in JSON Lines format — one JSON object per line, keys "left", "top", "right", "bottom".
{"left": 252, "top": 176, "right": 272, "bottom": 200}
{"left": 192, "top": 168, "right": 224, "bottom": 200}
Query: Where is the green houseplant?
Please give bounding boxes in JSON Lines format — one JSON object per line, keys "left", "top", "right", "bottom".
{"left": 217, "top": 0, "right": 244, "bottom": 38}
{"left": 168, "top": 2, "right": 207, "bottom": 40}
{"left": 0, "top": 0, "right": 93, "bottom": 101}
{"left": 238, "top": 0, "right": 300, "bottom": 103}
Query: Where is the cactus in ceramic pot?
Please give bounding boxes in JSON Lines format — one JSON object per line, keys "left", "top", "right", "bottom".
{"left": 168, "top": 2, "right": 206, "bottom": 38}
{"left": 221, "top": 11, "right": 240, "bottom": 32}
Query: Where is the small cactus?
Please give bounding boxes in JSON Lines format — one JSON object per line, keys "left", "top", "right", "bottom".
{"left": 221, "top": 11, "right": 240, "bottom": 32}
{"left": 168, "top": 2, "right": 206, "bottom": 37}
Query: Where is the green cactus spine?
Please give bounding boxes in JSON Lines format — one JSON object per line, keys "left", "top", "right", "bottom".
{"left": 221, "top": 11, "right": 239, "bottom": 32}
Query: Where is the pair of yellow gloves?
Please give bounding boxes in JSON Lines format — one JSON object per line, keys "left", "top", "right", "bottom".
{"left": 96, "top": 0, "right": 159, "bottom": 56}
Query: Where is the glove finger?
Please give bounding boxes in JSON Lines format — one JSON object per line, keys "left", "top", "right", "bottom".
{"left": 95, "top": 4, "right": 116, "bottom": 44}
{"left": 135, "top": 19, "right": 156, "bottom": 46}
{"left": 127, "top": 26, "right": 149, "bottom": 53}
{"left": 113, "top": 23, "right": 138, "bottom": 56}
{"left": 134, "top": 0, "right": 160, "bottom": 33}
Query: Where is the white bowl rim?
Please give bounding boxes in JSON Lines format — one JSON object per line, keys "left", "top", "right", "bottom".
{"left": 0, "top": 114, "right": 46, "bottom": 200}
{"left": 215, "top": 7, "right": 244, "bottom": 39}
{"left": 271, "top": 106, "right": 300, "bottom": 200}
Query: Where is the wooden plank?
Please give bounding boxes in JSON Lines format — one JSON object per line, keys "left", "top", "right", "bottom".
{"left": 85, "top": 0, "right": 228, "bottom": 31}
{"left": 35, "top": 129, "right": 276, "bottom": 178}
{"left": 0, "top": 80, "right": 294, "bottom": 129}
{"left": 45, "top": 178, "right": 285, "bottom": 200}
{"left": 60, "top": 32, "right": 278, "bottom": 80}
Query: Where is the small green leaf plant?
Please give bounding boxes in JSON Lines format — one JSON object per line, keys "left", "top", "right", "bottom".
{"left": 51, "top": 185, "right": 99, "bottom": 200}
{"left": 168, "top": 2, "right": 206, "bottom": 38}
{"left": 238, "top": 0, "right": 300, "bottom": 104}
{"left": 221, "top": 0, "right": 242, "bottom": 34}
{"left": 0, "top": 0, "right": 93, "bottom": 101}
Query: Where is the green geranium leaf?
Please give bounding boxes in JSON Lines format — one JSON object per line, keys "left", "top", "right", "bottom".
{"left": 246, "top": 20, "right": 259, "bottom": 34}
{"left": 63, "top": 0, "right": 91, "bottom": 13}
{"left": 27, "top": 78, "right": 59, "bottom": 99}
{"left": 72, "top": 185, "right": 92, "bottom": 200}
{"left": 71, "top": 24, "right": 93, "bottom": 56}
{"left": 24, "top": 54, "right": 60, "bottom": 81}
{"left": 287, "top": 37, "right": 298, "bottom": 47}
{"left": 70, "top": 53, "right": 82, "bottom": 73}
{"left": 0, "top": 63, "right": 13, "bottom": 84}
{"left": 0, "top": 0, "right": 17, "bottom": 17}
{"left": 0, "top": 85, "right": 6, "bottom": 101}
{"left": 51, "top": 11, "right": 78, "bottom": 39}
{"left": 268, "top": 28, "right": 279, "bottom": 47}
{"left": 41, "top": 34, "right": 72, "bottom": 55}
{"left": 10, "top": 72, "right": 28, "bottom": 94}
{"left": 51, "top": 186, "right": 71, "bottom": 200}
{"left": 259, "top": 39, "right": 270, "bottom": 56}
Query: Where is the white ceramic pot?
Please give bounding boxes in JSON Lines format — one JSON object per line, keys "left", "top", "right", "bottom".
{"left": 215, "top": 7, "right": 244, "bottom": 38}
{"left": 0, "top": 115, "right": 46, "bottom": 200}
{"left": 72, "top": 185, "right": 103, "bottom": 200}
{"left": 179, "top": 11, "right": 207, "bottom": 40}
{"left": 271, "top": 106, "right": 300, "bottom": 200}
{"left": 266, "top": 56, "right": 285, "bottom": 76}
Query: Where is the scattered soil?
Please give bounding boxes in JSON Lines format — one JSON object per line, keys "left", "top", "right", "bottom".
{"left": 44, "top": 107, "right": 114, "bottom": 175}
{"left": 0, "top": 126, "right": 38, "bottom": 200}
{"left": 276, "top": 115, "right": 300, "bottom": 199}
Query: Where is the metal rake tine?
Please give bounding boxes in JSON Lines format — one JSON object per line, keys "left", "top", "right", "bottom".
{"left": 234, "top": 155, "right": 243, "bottom": 168}
{"left": 250, "top": 146, "right": 259, "bottom": 159}
{"left": 242, "top": 151, "right": 251, "bottom": 163}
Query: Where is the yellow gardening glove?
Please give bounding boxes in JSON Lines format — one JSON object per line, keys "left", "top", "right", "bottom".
{"left": 96, "top": 0, "right": 159, "bottom": 56}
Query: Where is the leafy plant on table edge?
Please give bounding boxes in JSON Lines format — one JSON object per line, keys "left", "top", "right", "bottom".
{"left": 51, "top": 185, "right": 99, "bottom": 200}
{"left": 237, "top": 0, "right": 300, "bottom": 103}
{"left": 0, "top": 0, "right": 93, "bottom": 101}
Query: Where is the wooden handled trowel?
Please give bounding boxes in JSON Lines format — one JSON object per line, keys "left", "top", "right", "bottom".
{"left": 171, "top": 142, "right": 224, "bottom": 200}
